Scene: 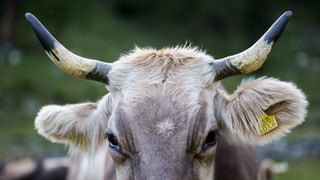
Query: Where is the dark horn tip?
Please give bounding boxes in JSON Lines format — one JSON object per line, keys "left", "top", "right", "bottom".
{"left": 25, "top": 12, "right": 32, "bottom": 19}
{"left": 263, "top": 11, "right": 293, "bottom": 44}
{"left": 25, "top": 12, "right": 57, "bottom": 56}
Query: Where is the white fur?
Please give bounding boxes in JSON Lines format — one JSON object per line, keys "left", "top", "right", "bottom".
{"left": 35, "top": 94, "right": 112, "bottom": 155}
{"left": 35, "top": 46, "right": 308, "bottom": 180}
{"left": 157, "top": 118, "right": 176, "bottom": 136}
{"left": 67, "top": 147, "right": 109, "bottom": 180}
{"left": 215, "top": 77, "right": 308, "bottom": 145}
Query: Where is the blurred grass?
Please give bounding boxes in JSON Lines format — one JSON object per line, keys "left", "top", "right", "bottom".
{"left": 277, "top": 159, "right": 320, "bottom": 180}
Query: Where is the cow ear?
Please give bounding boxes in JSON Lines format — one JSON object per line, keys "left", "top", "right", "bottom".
{"left": 214, "top": 77, "right": 308, "bottom": 145}
{"left": 35, "top": 94, "right": 112, "bottom": 154}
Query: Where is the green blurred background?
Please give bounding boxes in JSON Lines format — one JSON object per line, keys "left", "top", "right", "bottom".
{"left": 0, "top": 0, "right": 319, "bottom": 179}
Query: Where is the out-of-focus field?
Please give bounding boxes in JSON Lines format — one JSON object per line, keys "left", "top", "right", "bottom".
{"left": 1, "top": 0, "right": 319, "bottom": 178}
{"left": 277, "top": 159, "right": 320, "bottom": 180}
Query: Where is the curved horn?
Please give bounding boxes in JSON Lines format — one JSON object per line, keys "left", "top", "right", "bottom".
{"left": 25, "top": 13, "right": 111, "bottom": 84}
{"left": 213, "top": 11, "right": 292, "bottom": 81}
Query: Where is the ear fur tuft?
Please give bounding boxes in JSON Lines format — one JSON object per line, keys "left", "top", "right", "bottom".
{"left": 35, "top": 94, "right": 112, "bottom": 156}
{"left": 215, "top": 77, "right": 308, "bottom": 145}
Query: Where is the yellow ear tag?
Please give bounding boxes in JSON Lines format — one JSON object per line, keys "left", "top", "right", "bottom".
{"left": 77, "top": 138, "right": 85, "bottom": 148}
{"left": 68, "top": 136, "right": 85, "bottom": 148}
{"left": 257, "top": 113, "right": 278, "bottom": 136}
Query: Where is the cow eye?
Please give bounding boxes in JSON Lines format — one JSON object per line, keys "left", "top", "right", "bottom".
{"left": 105, "top": 130, "right": 122, "bottom": 153}
{"left": 202, "top": 129, "right": 219, "bottom": 152}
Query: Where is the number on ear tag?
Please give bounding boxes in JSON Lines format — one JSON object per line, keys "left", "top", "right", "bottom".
{"left": 257, "top": 113, "right": 278, "bottom": 136}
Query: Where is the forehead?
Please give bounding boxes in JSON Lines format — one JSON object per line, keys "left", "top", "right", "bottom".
{"left": 107, "top": 47, "right": 218, "bottom": 150}
{"left": 108, "top": 47, "right": 215, "bottom": 91}
{"left": 114, "top": 90, "right": 210, "bottom": 152}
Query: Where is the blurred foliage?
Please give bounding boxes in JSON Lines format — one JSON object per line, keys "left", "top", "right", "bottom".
{"left": 0, "top": 0, "right": 319, "bottom": 164}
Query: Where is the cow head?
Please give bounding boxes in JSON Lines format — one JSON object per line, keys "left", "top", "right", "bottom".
{"left": 26, "top": 11, "right": 307, "bottom": 179}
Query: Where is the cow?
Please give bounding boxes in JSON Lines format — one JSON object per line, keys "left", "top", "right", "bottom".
{"left": 258, "top": 159, "right": 288, "bottom": 180}
{"left": 0, "top": 156, "right": 69, "bottom": 180}
{"left": 25, "top": 11, "right": 308, "bottom": 180}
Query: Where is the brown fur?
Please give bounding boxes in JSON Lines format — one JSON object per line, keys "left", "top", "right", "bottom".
{"left": 214, "top": 136, "right": 258, "bottom": 180}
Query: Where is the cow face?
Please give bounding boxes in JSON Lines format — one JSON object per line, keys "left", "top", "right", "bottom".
{"left": 105, "top": 48, "right": 220, "bottom": 179}
{"left": 27, "top": 11, "right": 308, "bottom": 180}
